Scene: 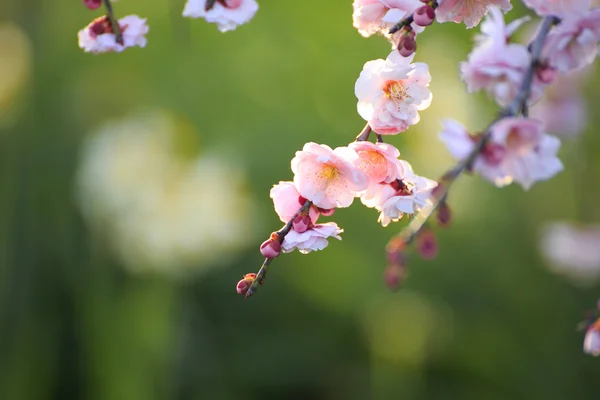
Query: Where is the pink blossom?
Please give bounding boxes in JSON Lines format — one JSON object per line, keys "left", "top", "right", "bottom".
{"left": 281, "top": 222, "right": 343, "bottom": 254}
{"left": 530, "top": 72, "right": 588, "bottom": 138}
{"left": 540, "top": 222, "right": 600, "bottom": 284}
{"left": 355, "top": 51, "right": 432, "bottom": 135}
{"left": 435, "top": 0, "right": 512, "bottom": 29}
{"left": 183, "top": 0, "right": 258, "bottom": 32}
{"left": 349, "top": 141, "right": 402, "bottom": 185}
{"left": 360, "top": 161, "right": 437, "bottom": 227}
{"left": 352, "top": 0, "right": 423, "bottom": 38}
{"left": 543, "top": 9, "right": 600, "bottom": 73}
{"left": 584, "top": 322, "right": 600, "bottom": 356}
{"left": 291, "top": 143, "right": 368, "bottom": 210}
{"left": 78, "top": 15, "right": 148, "bottom": 54}
{"left": 522, "top": 0, "right": 590, "bottom": 17}
{"left": 460, "top": 7, "right": 546, "bottom": 107}
{"left": 270, "top": 181, "right": 320, "bottom": 223}
{"left": 441, "top": 118, "right": 563, "bottom": 189}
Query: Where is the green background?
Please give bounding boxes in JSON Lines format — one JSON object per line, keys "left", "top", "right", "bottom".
{"left": 1, "top": 0, "right": 599, "bottom": 399}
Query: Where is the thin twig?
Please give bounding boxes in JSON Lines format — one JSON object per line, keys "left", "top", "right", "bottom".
{"left": 245, "top": 200, "right": 312, "bottom": 298}
{"left": 102, "top": 0, "right": 123, "bottom": 45}
{"left": 356, "top": 123, "right": 372, "bottom": 142}
{"left": 387, "top": 16, "right": 556, "bottom": 255}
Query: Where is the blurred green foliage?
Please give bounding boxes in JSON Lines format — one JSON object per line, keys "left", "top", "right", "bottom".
{"left": 1, "top": 0, "right": 600, "bottom": 399}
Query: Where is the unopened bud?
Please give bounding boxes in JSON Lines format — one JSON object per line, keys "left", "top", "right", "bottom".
{"left": 318, "top": 207, "right": 335, "bottom": 217}
{"left": 535, "top": 64, "right": 557, "bottom": 84}
{"left": 437, "top": 202, "right": 452, "bottom": 227}
{"left": 384, "top": 263, "right": 407, "bottom": 290}
{"left": 260, "top": 238, "right": 281, "bottom": 258}
{"left": 584, "top": 319, "right": 600, "bottom": 356}
{"left": 397, "top": 31, "right": 417, "bottom": 57}
{"left": 236, "top": 273, "right": 262, "bottom": 296}
{"left": 292, "top": 214, "right": 311, "bottom": 233}
{"left": 413, "top": 5, "right": 435, "bottom": 27}
{"left": 417, "top": 229, "right": 438, "bottom": 260}
{"left": 83, "top": 0, "right": 102, "bottom": 10}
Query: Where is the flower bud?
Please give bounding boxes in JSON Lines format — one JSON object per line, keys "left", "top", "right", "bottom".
{"left": 260, "top": 238, "right": 281, "bottom": 258}
{"left": 236, "top": 273, "right": 262, "bottom": 296}
{"left": 292, "top": 214, "right": 311, "bottom": 233}
{"left": 384, "top": 263, "right": 407, "bottom": 290}
{"left": 318, "top": 207, "right": 335, "bottom": 217}
{"left": 584, "top": 320, "right": 600, "bottom": 356}
{"left": 437, "top": 202, "right": 452, "bottom": 227}
{"left": 397, "top": 31, "right": 417, "bottom": 57}
{"left": 83, "top": 0, "right": 102, "bottom": 10}
{"left": 535, "top": 64, "right": 557, "bottom": 84}
{"left": 417, "top": 229, "right": 438, "bottom": 260}
{"left": 413, "top": 5, "right": 435, "bottom": 27}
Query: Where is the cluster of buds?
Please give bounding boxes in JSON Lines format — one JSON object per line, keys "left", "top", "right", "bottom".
{"left": 396, "top": 1, "right": 438, "bottom": 57}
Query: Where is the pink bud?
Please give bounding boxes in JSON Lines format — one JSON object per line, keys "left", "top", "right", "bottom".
{"left": 292, "top": 214, "right": 311, "bottom": 233}
{"left": 535, "top": 64, "right": 557, "bottom": 84}
{"left": 83, "top": 0, "right": 102, "bottom": 10}
{"left": 413, "top": 5, "right": 435, "bottom": 27}
{"left": 417, "top": 229, "right": 438, "bottom": 260}
{"left": 236, "top": 278, "right": 252, "bottom": 296}
{"left": 482, "top": 143, "right": 506, "bottom": 166}
{"left": 584, "top": 320, "right": 600, "bottom": 356}
{"left": 437, "top": 202, "right": 452, "bottom": 227}
{"left": 260, "top": 238, "right": 281, "bottom": 258}
{"left": 318, "top": 207, "right": 335, "bottom": 217}
{"left": 397, "top": 34, "right": 417, "bottom": 57}
{"left": 384, "top": 263, "right": 406, "bottom": 290}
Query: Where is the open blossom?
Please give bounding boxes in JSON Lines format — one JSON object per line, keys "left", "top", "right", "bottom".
{"left": 281, "top": 222, "right": 343, "bottom": 254}
{"left": 355, "top": 51, "right": 432, "bottom": 135}
{"left": 349, "top": 141, "right": 402, "bottom": 185}
{"left": 540, "top": 222, "right": 600, "bottom": 284}
{"left": 78, "top": 15, "right": 148, "bottom": 54}
{"left": 460, "top": 7, "right": 546, "bottom": 107}
{"left": 270, "top": 181, "right": 320, "bottom": 223}
{"left": 435, "top": 0, "right": 512, "bottom": 28}
{"left": 522, "top": 0, "right": 590, "bottom": 17}
{"left": 543, "top": 9, "right": 600, "bottom": 73}
{"left": 440, "top": 118, "right": 563, "bottom": 189}
{"left": 352, "top": 0, "right": 423, "bottom": 38}
{"left": 183, "top": 0, "right": 258, "bottom": 32}
{"left": 291, "top": 143, "right": 368, "bottom": 210}
{"left": 360, "top": 161, "right": 437, "bottom": 226}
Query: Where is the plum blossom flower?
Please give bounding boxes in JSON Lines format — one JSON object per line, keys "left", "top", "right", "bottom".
{"left": 584, "top": 320, "right": 600, "bottom": 356}
{"left": 460, "top": 7, "right": 546, "bottom": 107}
{"left": 270, "top": 181, "right": 320, "bottom": 223}
{"left": 281, "top": 223, "right": 344, "bottom": 254}
{"left": 355, "top": 51, "right": 432, "bottom": 135}
{"left": 352, "top": 0, "right": 424, "bottom": 38}
{"left": 359, "top": 161, "right": 437, "bottom": 226}
{"left": 522, "top": 0, "right": 590, "bottom": 17}
{"left": 542, "top": 9, "right": 600, "bottom": 73}
{"left": 349, "top": 141, "right": 402, "bottom": 185}
{"left": 183, "top": 0, "right": 258, "bottom": 32}
{"left": 540, "top": 222, "right": 600, "bottom": 285}
{"left": 291, "top": 143, "right": 368, "bottom": 210}
{"left": 78, "top": 15, "right": 148, "bottom": 54}
{"left": 440, "top": 118, "right": 563, "bottom": 189}
{"left": 435, "top": 0, "right": 512, "bottom": 29}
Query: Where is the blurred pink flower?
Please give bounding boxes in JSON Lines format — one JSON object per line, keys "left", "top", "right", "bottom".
{"left": 291, "top": 143, "right": 368, "bottom": 210}
{"left": 183, "top": 0, "right": 258, "bottom": 32}
{"left": 435, "top": 0, "right": 512, "bottom": 28}
{"left": 543, "top": 9, "right": 600, "bottom": 72}
{"left": 78, "top": 15, "right": 148, "bottom": 54}
{"left": 349, "top": 141, "right": 402, "bottom": 185}
{"left": 281, "top": 222, "right": 343, "bottom": 254}
{"left": 522, "top": 0, "right": 590, "bottom": 17}
{"left": 352, "top": 0, "right": 423, "bottom": 38}
{"left": 355, "top": 51, "right": 432, "bottom": 135}
{"left": 584, "top": 321, "right": 600, "bottom": 356}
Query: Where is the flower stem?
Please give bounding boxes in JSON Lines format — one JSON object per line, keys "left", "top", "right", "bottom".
{"left": 356, "top": 123, "right": 372, "bottom": 142}
{"left": 102, "top": 0, "right": 123, "bottom": 45}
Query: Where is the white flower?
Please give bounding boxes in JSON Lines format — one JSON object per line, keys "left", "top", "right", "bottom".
{"left": 435, "top": 0, "right": 512, "bottom": 29}
{"left": 355, "top": 51, "right": 432, "bottom": 135}
{"left": 183, "top": 0, "right": 259, "bottom": 32}
{"left": 540, "top": 222, "right": 600, "bottom": 285}
{"left": 281, "top": 223, "right": 343, "bottom": 254}
{"left": 78, "top": 15, "right": 148, "bottom": 54}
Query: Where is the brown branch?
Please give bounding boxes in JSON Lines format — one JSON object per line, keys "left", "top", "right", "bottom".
{"left": 386, "top": 16, "right": 557, "bottom": 257}
{"left": 356, "top": 123, "right": 372, "bottom": 142}
{"left": 102, "top": 0, "right": 123, "bottom": 45}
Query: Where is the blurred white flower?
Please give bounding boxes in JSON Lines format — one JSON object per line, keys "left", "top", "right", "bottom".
{"left": 540, "top": 222, "right": 600, "bottom": 285}
{"left": 77, "top": 111, "right": 256, "bottom": 276}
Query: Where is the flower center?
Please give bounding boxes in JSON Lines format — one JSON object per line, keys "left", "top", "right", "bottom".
{"left": 319, "top": 164, "right": 341, "bottom": 182}
{"left": 357, "top": 150, "right": 388, "bottom": 182}
{"left": 383, "top": 80, "right": 407, "bottom": 102}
